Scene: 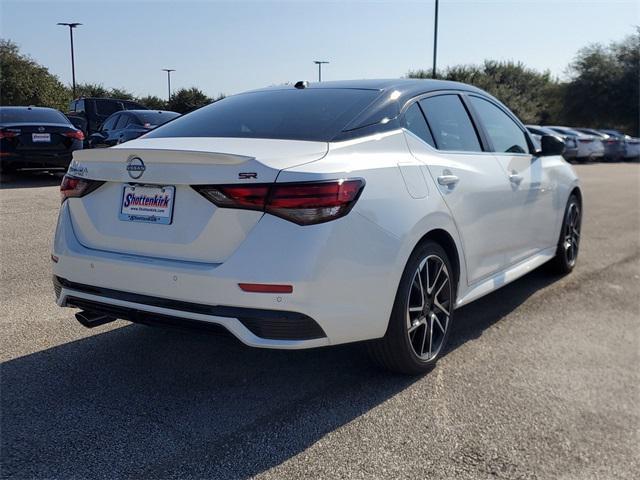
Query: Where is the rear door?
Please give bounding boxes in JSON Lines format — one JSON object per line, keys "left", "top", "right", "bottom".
{"left": 405, "top": 93, "right": 515, "bottom": 285}
{"left": 466, "top": 95, "right": 556, "bottom": 261}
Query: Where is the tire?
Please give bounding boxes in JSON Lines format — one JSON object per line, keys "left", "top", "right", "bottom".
{"left": 548, "top": 194, "right": 582, "bottom": 275}
{"left": 368, "top": 241, "right": 456, "bottom": 375}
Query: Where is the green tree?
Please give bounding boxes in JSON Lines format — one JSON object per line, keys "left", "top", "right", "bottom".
{"left": 564, "top": 29, "right": 639, "bottom": 134}
{"left": 108, "top": 87, "right": 136, "bottom": 100}
{"left": 0, "top": 39, "right": 68, "bottom": 110}
{"left": 138, "top": 95, "right": 167, "bottom": 110}
{"left": 73, "top": 82, "right": 110, "bottom": 98}
{"left": 408, "top": 60, "right": 560, "bottom": 124}
{"left": 71, "top": 84, "right": 136, "bottom": 101}
{"left": 167, "top": 87, "right": 213, "bottom": 113}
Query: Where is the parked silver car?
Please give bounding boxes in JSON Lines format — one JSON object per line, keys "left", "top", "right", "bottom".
{"left": 574, "top": 128, "right": 624, "bottom": 161}
{"left": 546, "top": 126, "right": 604, "bottom": 162}
{"left": 526, "top": 125, "right": 577, "bottom": 161}
{"left": 599, "top": 129, "right": 640, "bottom": 161}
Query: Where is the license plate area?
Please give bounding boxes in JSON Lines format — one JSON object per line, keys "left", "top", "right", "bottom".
{"left": 119, "top": 184, "right": 175, "bottom": 225}
{"left": 32, "top": 133, "right": 51, "bottom": 143}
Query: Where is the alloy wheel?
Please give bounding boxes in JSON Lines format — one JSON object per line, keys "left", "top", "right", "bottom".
{"left": 563, "top": 202, "right": 581, "bottom": 267}
{"left": 406, "top": 254, "right": 452, "bottom": 361}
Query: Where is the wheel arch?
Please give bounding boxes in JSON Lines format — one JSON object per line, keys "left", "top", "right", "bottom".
{"left": 570, "top": 186, "right": 583, "bottom": 206}
{"left": 415, "top": 228, "right": 461, "bottom": 292}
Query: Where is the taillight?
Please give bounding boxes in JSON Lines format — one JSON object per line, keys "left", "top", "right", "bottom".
{"left": 194, "top": 179, "right": 365, "bottom": 226}
{"left": 0, "top": 130, "right": 18, "bottom": 139}
{"left": 64, "top": 130, "right": 85, "bottom": 141}
{"left": 60, "top": 175, "right": 104, "bottom": 203}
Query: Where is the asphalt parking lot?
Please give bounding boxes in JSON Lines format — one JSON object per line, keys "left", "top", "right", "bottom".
{"left": 1, "top": 163, "right": 638, "bottom": 479}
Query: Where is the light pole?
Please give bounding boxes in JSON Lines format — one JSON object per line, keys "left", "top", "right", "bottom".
{"left": 313, "top": 60, "right": 329, "bottom": 82}
{"left": 57, "top": 22, "right": 82, "bottom": 98}
{"left": 432, "top": 0, "right": 439, "bottom": 78}
{"left": 162, "top": 69, "right": 175, "bottom": 101}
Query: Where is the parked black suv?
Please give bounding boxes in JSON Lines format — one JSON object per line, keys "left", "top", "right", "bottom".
{"left": 66, "top": 97, "right": 148, "bottom": 135}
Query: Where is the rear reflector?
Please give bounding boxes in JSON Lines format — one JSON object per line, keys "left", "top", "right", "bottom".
{"left": 60, "top": 174, "right": 105, "bottom": 203}
{"left": 194, "top": 179, "right": 365, "bottom": 225}
{"left": 238, "top": 283, "right": 293, "bottom": 294}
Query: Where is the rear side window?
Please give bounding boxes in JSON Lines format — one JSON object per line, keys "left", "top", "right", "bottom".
{"left": 468, "top": 96, "right": 529, "bottom": 154}
{"left": 145, "top": 89, "right": 380, "bottom": 142}
{"left": 420, "top": 95, "right": 481, "bottom": 152}
{"left": 403, "top": 103, "right": 435, "bottom": 147}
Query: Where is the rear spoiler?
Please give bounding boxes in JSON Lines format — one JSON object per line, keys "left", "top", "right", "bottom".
{"left": 72, "top": 148, "right": 254, "bottom": 166}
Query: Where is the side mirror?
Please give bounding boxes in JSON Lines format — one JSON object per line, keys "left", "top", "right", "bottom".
{"left": 539, "top": 135, "right": 565, "bottom": 156}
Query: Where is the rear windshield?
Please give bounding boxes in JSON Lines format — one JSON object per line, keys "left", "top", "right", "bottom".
{"left": 134, "top": 111, "right": 180, "bottom": 126}
{"left": 0, "top": 108, "right": 70, "bottom": 124}
{"left": 145, "top": 89, "right": 380, "bottom": 142}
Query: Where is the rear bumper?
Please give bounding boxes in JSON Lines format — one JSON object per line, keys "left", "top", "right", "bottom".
{"left": 55, "top": 276, "right": 327, "bottom": 342}
{"left": 52, "top": 200, "right": 403, "bottom": 348}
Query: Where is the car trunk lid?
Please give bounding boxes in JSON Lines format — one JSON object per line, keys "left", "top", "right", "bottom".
{"left": 65, "top": 137, "right": 327, "bottom": 263}
{"left": 2, "top": 123, "right": 78, "bottom": 152}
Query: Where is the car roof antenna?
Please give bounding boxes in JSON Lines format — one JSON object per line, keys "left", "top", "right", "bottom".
{"left": 294, "top": 81, "right": 309, "bottom": 89}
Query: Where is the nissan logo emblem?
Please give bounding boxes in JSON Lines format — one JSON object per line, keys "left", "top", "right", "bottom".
{"left": 126, "top": 157, "right": 146, "bottom": 179}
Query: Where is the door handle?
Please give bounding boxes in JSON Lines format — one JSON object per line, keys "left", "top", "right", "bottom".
{"left": 437, "top": 174, "right": 459, "bottom": 187}
{"left": 509, "top": 173, "right": 523, "bottom": 185}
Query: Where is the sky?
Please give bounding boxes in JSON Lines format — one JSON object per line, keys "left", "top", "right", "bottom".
{"left": 1, "top": 0, "right": 638, "bottom": 99}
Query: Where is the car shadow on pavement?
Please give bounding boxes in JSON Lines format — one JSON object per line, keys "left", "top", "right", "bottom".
{"left": 1, "top": 268, "right": 562, "bottom": 479}
{"left": 0, "top": 170, "right": 65, "bottom": 189}
{"left": 447, "top": 267, "right": 561, "bottom": 353}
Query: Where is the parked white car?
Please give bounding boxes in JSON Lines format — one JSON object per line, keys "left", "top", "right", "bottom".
{"left": 53, "top": 80, "right": 581, "bottom": 374}
{"left": 546, "top": 126, "right": 604, "bottom": 162}
{"left": 526, "top": 125, "right": 577, "bottom": 161}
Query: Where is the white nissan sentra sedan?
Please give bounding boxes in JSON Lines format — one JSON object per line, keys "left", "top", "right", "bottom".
{"left": 52, "top": 79, "right": 581, "bottom": 374}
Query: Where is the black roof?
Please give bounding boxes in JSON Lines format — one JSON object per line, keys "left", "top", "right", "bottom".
{"left": 251, "top": 78, "right": 486, "bottom": 101}
{"left": 243, "top": 79, "right": 493, "bottom": 136}
{"left": 255, "top": 78, "right": 483, "bottom": 92}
